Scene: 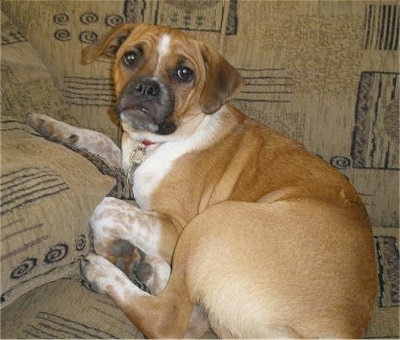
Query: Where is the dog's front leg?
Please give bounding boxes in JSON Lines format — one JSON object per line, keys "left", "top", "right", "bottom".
{"left": 80, "top": 253, "right": 193, "bottom": 338}
{"left": 27, "top": 112, "right": 121, "bottom": 169}
{"left": 89, "top": 197, "right": 179, "bottom": 295}
{"left": 87, "top": 198, "right": 211, "bottom": 337}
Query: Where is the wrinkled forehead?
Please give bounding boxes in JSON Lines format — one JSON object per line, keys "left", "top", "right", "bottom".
{"left": 122, "top": 26, "right": 202, "bottom": 67}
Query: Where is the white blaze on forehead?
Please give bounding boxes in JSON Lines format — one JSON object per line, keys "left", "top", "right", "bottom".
{"left": 157, "top": 34, "right": 171, "bottom": 60}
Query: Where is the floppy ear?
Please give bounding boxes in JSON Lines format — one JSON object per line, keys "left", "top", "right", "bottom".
{"left": 200, "top": 45, "right": 243, "bottom": 114}
{"left": 81, "top": 23, "right": 136, "bottom": 64}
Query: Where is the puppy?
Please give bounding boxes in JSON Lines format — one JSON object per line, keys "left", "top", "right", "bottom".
{"left": 28, "top": 23, "right": 377, "bottom": 338}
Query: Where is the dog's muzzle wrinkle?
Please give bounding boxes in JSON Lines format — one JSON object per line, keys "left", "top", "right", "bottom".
{"left": 116, "top": 77, "right": 176, "bottom": 135}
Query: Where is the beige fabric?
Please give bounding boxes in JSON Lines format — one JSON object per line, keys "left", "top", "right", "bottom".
{"left": 1, "top": 1, "right": 124, "bottom": 143}
{"left": 1, "top": 278, "right": 145, "bottom": 339}
{"left": 1, "top": 117, "right": 115, "bottom": 308}
{"left": 1, "top": 12, "right": 116, "bottom": 308}
{"left": 1, "top": 12, "right": 70, "bottom": 123}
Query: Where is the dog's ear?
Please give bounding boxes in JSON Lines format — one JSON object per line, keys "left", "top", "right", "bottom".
{"left": 81, "top": 24, "right": 136, "bottom": 64}
{"left": 199, "top": 44, "right": 243, "bottom": 114}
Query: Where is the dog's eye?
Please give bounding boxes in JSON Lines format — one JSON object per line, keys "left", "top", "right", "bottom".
{"left": 176, "top": 67, "right": 194, "bottom": 82}
{"left": 123, "top": 50, "right": 140, "bottom": 67}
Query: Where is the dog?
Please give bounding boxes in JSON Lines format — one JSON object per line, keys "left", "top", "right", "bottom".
{"left": 28, "top": 23, "right": 377, "bottom": 338}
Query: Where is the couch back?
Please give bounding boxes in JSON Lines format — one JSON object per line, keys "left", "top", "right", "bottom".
{"left": 2, "top": 0, "right": 398, "bottom": 229}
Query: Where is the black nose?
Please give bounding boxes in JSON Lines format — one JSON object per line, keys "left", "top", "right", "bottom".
{"left": 134, "top": 78, "right": 161, "bottom": 99}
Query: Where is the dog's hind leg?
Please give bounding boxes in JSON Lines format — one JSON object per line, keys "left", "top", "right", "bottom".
{"left": 27, "top": 112, "right": 121, "bottom": 169}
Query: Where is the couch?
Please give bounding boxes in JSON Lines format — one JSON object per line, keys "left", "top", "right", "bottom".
{"left": 1, "top": 1, "right": 398, "bottom": 338}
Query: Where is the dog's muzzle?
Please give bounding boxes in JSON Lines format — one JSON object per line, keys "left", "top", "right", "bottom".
{"left": 116, "top": 77, "right": 177, "bottom": 135}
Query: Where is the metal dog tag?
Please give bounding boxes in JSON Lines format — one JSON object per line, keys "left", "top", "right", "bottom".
{"left": 126, "top": 141, "right": 146, "bottom": 186}
{"left": 130, "top": 142, "right": 146, "bottom": 165}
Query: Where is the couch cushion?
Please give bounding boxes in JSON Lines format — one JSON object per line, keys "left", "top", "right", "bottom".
{"left": 1, "top": 278, "right": 145, "bottom": 339}
{"left": 1, "top": 11, "right": 115, "bottom": 308}
{"left": 1, "top": 0, "right": 123, "bottom": 143}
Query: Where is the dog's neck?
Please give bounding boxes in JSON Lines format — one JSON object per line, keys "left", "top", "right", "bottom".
{"left": 125, "top": 105, "right": 237, "bottom": 185}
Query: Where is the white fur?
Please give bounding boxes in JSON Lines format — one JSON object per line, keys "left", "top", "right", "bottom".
{"left": 155, "top": 34, "right": 171, "bottom": 75}
{"left": 146, "top": 257, "right": 171, "bottom": 295}
{"left": 156, "top": 34, "right": 171, "bottom": 68}
{"left": 84, "top": 253, "right": 147, "bottom": 302}
{"left": 90, "top": 197, "right": 164, "bottom": 258}
{"left": 133, "top": 108, "right": 225, "bottom": 210}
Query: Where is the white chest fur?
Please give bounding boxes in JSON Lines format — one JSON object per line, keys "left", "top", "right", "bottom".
{"left": 133, "top": 142, "right": 178, "bottom": 210}
{"left": 132, "top": 109, "right": 225, "bottom": 210}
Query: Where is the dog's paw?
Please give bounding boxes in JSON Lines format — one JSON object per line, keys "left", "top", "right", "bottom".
{"left": 109, "top": 239, "right": 152, "bottom": 292}
{"left": 111, "top": 240, "right": 172, "bottom": 296}
{"left": 80, "top": 253, "right": 143, "bottom": 304}
{"left": 27, "top": 112, "right": 79, "bottom": 144}
{"left": 79, "top": 253, "right": 118, "bottom": 294}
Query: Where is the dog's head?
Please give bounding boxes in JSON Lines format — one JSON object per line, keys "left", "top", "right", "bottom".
{"left": 82, "top": 23, "right": 243, "bottom": 137}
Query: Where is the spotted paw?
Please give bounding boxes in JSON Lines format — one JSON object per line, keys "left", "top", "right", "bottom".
{"left": 79, "top": 253, "right": 117, "bottom": 294}
{"left": 27, "top": 112, "right": 79, "bottom": 144}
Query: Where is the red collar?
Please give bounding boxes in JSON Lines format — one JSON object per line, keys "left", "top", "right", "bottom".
{"left": 142, "top": 140, "right": 156, "bottom": 147}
